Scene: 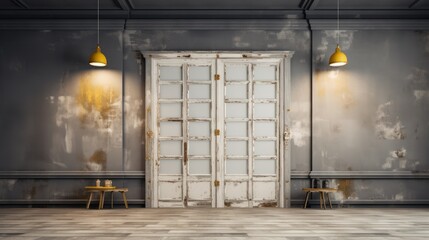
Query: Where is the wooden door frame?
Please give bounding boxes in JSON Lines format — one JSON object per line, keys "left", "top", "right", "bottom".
{"left": 143, "top": 51, "right": 294, "bottom": 208}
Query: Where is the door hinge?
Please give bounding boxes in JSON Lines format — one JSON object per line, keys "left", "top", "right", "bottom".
{"left": 214, "top": 180, "right": 220, "bottom": 187}
{"left": 214, "top": 129, "right": 220, "bottom": 136}
{"left": 214, "top": 74, "right": 220, "bottom": 80}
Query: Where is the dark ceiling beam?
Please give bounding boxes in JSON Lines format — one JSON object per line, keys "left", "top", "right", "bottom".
{"left": 409, "top": 0, "right": 423, "bottom": 9}
{"left": 307, "top": 0, "right": 320, "bottom": 10}
{"left": 1, "top": 9, "right": 428, "bottom": 20}
{"left": 299, "top": 0, "right": 311, "bottom": 9}
{"left": 11, "top": 0, "right": 29, "bottom": 9}
{"left": 306, "top": 9, "right": 429, "bottom": 19}
{"left": 0, "top": 10, "right": 130, "bottom": 19}
{"left": 299, "top": 0, "right": 319, "bottom": 10}
{"left": 126, "top": 0, "right": 136, "bottom": 9}
{"left": 129, "top": 9, "right": 305, "bottom": 19}
{"left": 113, "top": 0, "right": 130, "bottom": 10}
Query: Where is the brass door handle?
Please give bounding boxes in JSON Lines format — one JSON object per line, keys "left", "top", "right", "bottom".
{"left": 284, "top": 125, "right": 290, "bottom": 148}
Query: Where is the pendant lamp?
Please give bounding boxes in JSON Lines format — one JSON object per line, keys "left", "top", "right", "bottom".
{"left": 329, "top": 0, "right": 347, "bottom": 67}
{"left": 89, "top": 0, "right": 107, "bottom": 67}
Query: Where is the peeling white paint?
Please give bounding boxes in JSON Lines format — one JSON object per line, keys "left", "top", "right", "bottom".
{"left": 233, "top": 36, "right": 250, "bottom": 48}
{"left": 275, "top": 29, "right": 309, "bottom": 51}
{"left": 267, "top": 43, "right": 277, "bottom": 48}
{"left": 52, "top": 160, "right": 67, "bottom": 168}
{"left": 123, "top": 30, "right": 136, "bottom": 46}
{"left": 406, "top": 67, "right": 428, "bottom": 87}
{"left": 321, "top": 150, "right": 328, "bottom": 159}
{"left": 276, "top": 30, "right": 296, "bottom": 40}
{"left": 124, "top": 30, "right": 168, "bottom": 50}
{"left": 86, "top": 162, "right": 104, "bottom": 171}
{"left": 7, "top": 180, "right": 17, "bottom": 191}
{"left": 125, "top": 97, "right": 144, "bottom": 129}
{"left": 330, "top": 179, "right": 358, "bottom": 202}
{"left": 412, "top": 161, "right": 420, "bottom": 169}
{"left": 399, "top": 159, "right": 407, "bottom": 169}
{"left": 383, "top": 148, "right": 407, "bottom": 170}
{"left": 414, "top": 90, "right": 429, "bottom": 101}
{"left": 394, "top": 193, "right": 404, "bottom": 200}
{"left": 56, "top": 96, "right": 75, "bottom": 127}
{"left": 64, "top": 123, "right": 73, "bottom": 153}
{"left": 290, "top": 121, "right": 310, "bottom": 147}
{"left": 382, "top": 157, "right": 394, "bottom": 169}
{"left": 390, "top": 147, "right": 406, "bottom": 158}
{"left": 375, "top": 102, "right": 405, "bottom": 140}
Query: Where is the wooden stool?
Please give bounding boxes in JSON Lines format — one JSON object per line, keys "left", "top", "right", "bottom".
{"left": 302, "top": 188, "right": 337, "bottom": 209}
{"left": 85, "top": 186, "right": 116, "bottom": 209}
{"left": 85, "top": 186, "right": 129, "bottom": 209}
{"left": 107, "top": 188, "right": 129, "bottom": 209}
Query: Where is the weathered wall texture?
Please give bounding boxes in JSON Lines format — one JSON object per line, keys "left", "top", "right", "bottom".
{"left": 0, "top": 30, "right": 124, "bottom": 171}
{"left": 0, "top": 29, "right": 145, "bottom": 204}
{"left": 0, "top": 21, "right": 427, "bottom": 207}
{"left": 312, "top": 30, "right": 429, "bottom": 204}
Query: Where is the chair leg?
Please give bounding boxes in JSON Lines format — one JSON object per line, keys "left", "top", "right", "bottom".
{"left": 86, "top": 192, "right": 93, "bottom": 209}
{"left": 303, "top": 192, "right": 310, "bottom": 209}
{"left": 111, "top": 192, "right": 114, "bottom": 209}
{"left": 327, "top": 193, "right": 333, "bottom": 209}
{"left": 319, "top": 192, "right": 323, "bottom": 209}
{"left": 102, "top": 191, "right": 106, "bottom": 209}
{"left": 99, "top": 191, "right": 105, "bottom": 209}
{"left": 98, "top": 191, "right": 102, "bottom": 209}
{"left": 322, "top": 192, "right": 326, "bottom": 209}
{"left": 122, "top": 192, "right": 128, "bottom": 209}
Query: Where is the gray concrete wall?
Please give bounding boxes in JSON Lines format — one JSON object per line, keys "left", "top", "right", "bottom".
{"left": 311, "top": 29, "right": 429, "bottom": 205}
{"left": 0, "top": 20, "right": 427, "bottom": 207}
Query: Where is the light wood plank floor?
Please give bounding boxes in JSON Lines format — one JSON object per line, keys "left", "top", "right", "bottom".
{"left": 0, "top": 208, "right": 428, "bottom": 239}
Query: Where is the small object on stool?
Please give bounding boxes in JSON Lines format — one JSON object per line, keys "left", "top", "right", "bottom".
{"left": 302, "top": 188, "right": 337, "bottom": 209}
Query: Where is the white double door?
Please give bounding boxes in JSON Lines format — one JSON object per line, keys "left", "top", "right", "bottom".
{"left": 145, "top": 52, "right": 292, "bottom": 208}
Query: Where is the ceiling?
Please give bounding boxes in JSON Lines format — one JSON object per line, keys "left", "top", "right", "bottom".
{"left": 1, "top": 0, "right": 428, "bottom": 19}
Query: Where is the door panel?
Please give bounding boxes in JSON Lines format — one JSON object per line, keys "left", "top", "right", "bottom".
{"left": 146, "top": 53, "right": 292, "bottom": 208}
{"left": 155, "top": 59, "right": 216, "bottom": 208}
{"left": 218, "top": 59, "right": 281, "bottom": 208}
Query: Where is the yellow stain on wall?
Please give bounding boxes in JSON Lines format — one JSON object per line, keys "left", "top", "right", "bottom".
{"left": 337, "top": 179, "right": 354, "bottom": 199}
{"left": 75, "top": 72, "right": 120, "bottom": 123}
{"left": 316, "top": 69, "right": 355, "bottom": 108}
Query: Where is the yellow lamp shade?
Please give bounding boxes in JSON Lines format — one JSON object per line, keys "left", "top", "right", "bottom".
{"left": 329, "top": 45, "right": 347, "bottom": 67}
{"left": 89, "top": 45, "right": 107, "bottom": 67}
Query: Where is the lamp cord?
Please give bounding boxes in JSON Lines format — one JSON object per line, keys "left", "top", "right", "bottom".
{"left": 97, "top": 0, "right": 100, "bottom": 45}
{"left": 337, "top": 0, "right": 339, "bottom": 44}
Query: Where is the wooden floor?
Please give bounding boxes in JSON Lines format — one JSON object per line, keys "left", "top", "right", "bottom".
{"left": 0, "top": 208, "right": 428, "bottom": 239}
